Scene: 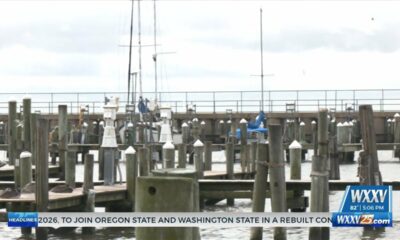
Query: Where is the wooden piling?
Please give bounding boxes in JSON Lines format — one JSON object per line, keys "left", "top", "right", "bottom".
{"left": 359, "top": 105, "right": 382, "bottom": 185}
{"left": 82, "top": 189, "right": 95, "bottom": 235}
{"left": 329, "top": 119, "right": 340, "bottom": 180}
{"left": 8, "top": 100, "right": 17, "bottom": 165}
{"left": 15, "top": 124, "right": 23, "bottom": 188}
{"left": 83, "top": 153, "right": 94, "bottom": 194}
{"left": 65, "top": 151, "right": 76, "bottom": 188}
{"left": 289, "top": 140, "right": 302, "bottom": 180}
{"left": 191, "top": 118, "right": 200, "bottom": 141}
{"left": 239, "top": 119, "right": 248, "bottom": 172}
{"left": 138, "top": 122, "right": 145, "bottom": 144}
{"left": 30, "top": 113, "right": 38, "bottom": 165}
{"left": 218, "top": 120, "right": 225, "bottom": 138}
{"left": 250, "top": 143, "right": 269, "bottom": 240}
{"left": 200, "top": 121, "right": 206, "bottom": 141}
{"left": 98, "top": 147, "right": 104, "bottom": 180}
{"left": 163, "top": 142, "right": 175, "bottom": 168}
{"left": 268, "top": 124, "right": 287, "bottom": 240}
{"left": 311, "top": 120, "right": 317, "bottom": 160}
{"left": 182, "top": 122, "right": 190, "bottom": 144}
{"left": 299, "top": 121, "right": 306, "bottom": 144}
{"left": 239, "top": 118, "right": 248, "bottom": 144}
{"left": 226, "top": 142, "right": 234, "bottom": 206}
{"left": 58, "top": 105, "right": 68, "bottom": 180}
{"left": 309, "top": 109, "right": 330, "bottom": 240}
{"left": 19, "top": 151, "right": 32, "bottom": 188}
{"left": 125, "top": 147, "right": 137, "bottom": 210}
{"left": 35, "top": 118, "right": 49, "bottom": 240}
{"left": 139, "top": 147, "right": 150, "bottom": 176}
{"left": 204, "top": 141, "right": 212, "bottom": 171}
{"left": 23, "top": 97, "right": 31, "bottom": 151}
{"left": 193, "top": 140, "right": 204, "bottom": 179}
{"left": 81, "top": 153, "right": 95, "bottom": 235}
{"left": 250, "top": 142, "right": 257, "bottom": 172}
{"left": 226, "top": 120, "right": 232, "bottom": 141}
{"left": 177, "top": 143, "right": 187, "bottom": 168}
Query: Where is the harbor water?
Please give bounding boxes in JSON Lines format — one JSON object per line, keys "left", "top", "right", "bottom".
{"left": 0, "top": 150, "right": 399, "bottom": 240}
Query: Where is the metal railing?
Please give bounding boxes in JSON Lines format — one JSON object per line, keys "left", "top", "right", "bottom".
{"left": 0, "top": 89, "right": 399, "bottom": 114}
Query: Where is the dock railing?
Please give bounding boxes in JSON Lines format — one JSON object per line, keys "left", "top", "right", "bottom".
{"left": 0, "top": 89, "right": 398, "bottom": 114}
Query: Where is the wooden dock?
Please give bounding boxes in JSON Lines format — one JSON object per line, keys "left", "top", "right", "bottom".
{"left": 2, "top": 179, "right": 400, "bottom": 211}
{"left": 0, "top": 165, "right": 60, "bottom": 180}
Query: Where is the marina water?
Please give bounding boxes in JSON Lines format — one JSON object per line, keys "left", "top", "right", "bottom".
{"left": 1, "top": 150, "right": 399, "bottom": 240}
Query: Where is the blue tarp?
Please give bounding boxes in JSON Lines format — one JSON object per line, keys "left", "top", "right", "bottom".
{"left": 235, "top": 111, "right": 267, "bottom": 138}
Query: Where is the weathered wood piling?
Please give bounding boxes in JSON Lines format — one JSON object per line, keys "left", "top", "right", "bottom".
{"left": 193, "top": 140, "right": 204, "bottom": 179}
{"left": 309, "top": 109, "right": 330, "bottom": 240}
{"left": 82, "top": 154, "right": 95, "bottom": 235}
{"left": 177, "top": 143, "right": 187, "bottom": 168}
{"left": 268, "top": 124, "right": 287, "bottom": 240}
{"left": 125, "top": 147, "right": 137, "bottom": 211}
{"left": 250, "top": 143, "right": 269, "bottom": 240}
{"left": 163, "top": 141, "right": 175, "bottom": 168}
{"left": 204, "top": 141, "right": 212, "bottom": 171}
{"left": 359, "top": 105, "right": 382, "bottom": 185}
{"left": 225, "top": 142, "right": 234, "bottom": 206}
{"left": 35, "top": 118, "right": 49, "bottom": 240}
{"left": 58, "top": 105, "right": 68, "bottom": 180}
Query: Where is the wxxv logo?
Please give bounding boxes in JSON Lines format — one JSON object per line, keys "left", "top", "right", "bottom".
{"left": 332, "top": 185, "right": 392, "bottom": 227}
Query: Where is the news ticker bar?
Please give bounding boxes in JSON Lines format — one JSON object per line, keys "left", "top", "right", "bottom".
{"left": 8, "top": 212, "right": 333, "bottom": 227}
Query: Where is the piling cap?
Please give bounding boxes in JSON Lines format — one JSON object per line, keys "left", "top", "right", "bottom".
{"left": 227, "top": 120, "right": 232, "bottom": 124}
{"left": 99, "top": 121, "right": 104, "bottom": 126}
{"left": 311, "top": 120, "right": 316, "bottom": 124}
{"left": 125, "top": 146, "right": 136, "bottom": 154}
{"left": 193, "top": 139, "right": 204, "bottom": 147}
{"left": 343, "top": 121, "right": 349, "bottom": 126}
{"left": 289, "top": 140, "right": 302, "bottom": 149}
{"left": 127, "top": 122, "right": 133, "bottom": 127}
{"left": 300, "top": 121, "right": 305, "bottom": 126}
{"left": 330, "top": 119, "right": 336, "bottom": 123}
{"left": 348, "top": 121, "right": 354, "bottom": 126}
{"left": 352, "top": 119, "right": 357, "bottom": 123}
{"left": 82, "top": 122, "right": 88, "bottom": 128}
{"left": 20, "top": 151, "right": 32, "bottom": 159}
{"left": 201, "top": 121, "right": 206, "bottom": 125}
{"left": 337, "top": 122, "right": 343, "bottom": 127}
{"left": 163, "top": 141, "right": 175, "bottom": 149}
{"left": 182, "top": 122, "right": 188, "bottom": 127}
{"left": 8, "top": 97, "right": 17, "bottom": 102}
{"left": 193, "top": 118, "right": 199, "bottom": 122}
{"left": 188, "top": 121, "right": 192, "bottom": 125}
{"left": 92, "top": 121, "right": 97, "bottom": 125}
{"left": 219, "top": 120, "right": 224, "bottom": 124}
{"left": 0, "top": 121, "right": 3, "bottom": 125}
{"left": 395, "top": 113, "right": 400, "bottom": 118}
{"left": 387, "top": 119, "right": 392, "bottom": 123}
{"left": 22, "top": 95, "right": 31, "bottom": 100}
{"left": 240, "top": 118, "right": 247, "bottom": 124}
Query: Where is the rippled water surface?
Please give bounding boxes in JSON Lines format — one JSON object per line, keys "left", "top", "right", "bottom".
{"left": 1, "top": 150, "right": 399, "bottom": 239}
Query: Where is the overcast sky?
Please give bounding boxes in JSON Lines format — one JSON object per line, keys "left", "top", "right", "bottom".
{"left": 1, "top": 0, "right": 400, "bottom": 97}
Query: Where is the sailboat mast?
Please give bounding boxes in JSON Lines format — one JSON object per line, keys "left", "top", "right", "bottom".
{"left": 153, "top": 0, "right": 158, "bottom": 101}
{"left": 127, "top": 0, "right": 134, "bottom": 105}
{"left": 138, "top": 0, "right": 143, "bottom": 97}
{"left": 259, "top": 8, "right": 264, "bottom": 112}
